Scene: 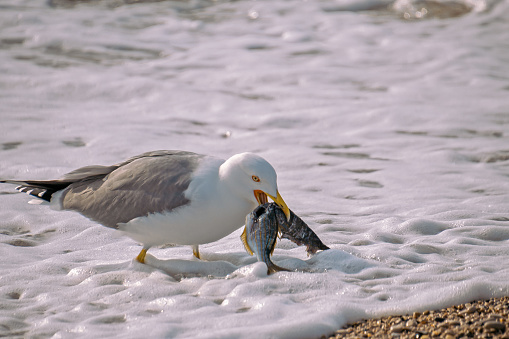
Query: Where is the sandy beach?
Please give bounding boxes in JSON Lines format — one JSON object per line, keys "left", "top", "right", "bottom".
{"left": 329, "top": 296, "right": 509, "bottom": 338}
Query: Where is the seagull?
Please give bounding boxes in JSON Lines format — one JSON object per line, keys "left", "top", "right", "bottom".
{"left": 0, "top": 150, "right": 290, "bottom": 263}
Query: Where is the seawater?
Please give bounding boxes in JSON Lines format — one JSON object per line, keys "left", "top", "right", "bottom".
{"left": 1, "top": 0, "right": 509, "bottom": 338}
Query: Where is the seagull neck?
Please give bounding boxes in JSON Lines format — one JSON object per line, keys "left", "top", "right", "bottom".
{"left": 218, "top": 162, "right": 250, "bottom": 203}
{"left": 218, "top": 167, "right": 238, "bottom": 196}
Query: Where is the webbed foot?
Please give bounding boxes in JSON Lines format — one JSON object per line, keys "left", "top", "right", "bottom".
{"left": 192, "top": 245, "right": 201, "bottom": 259}
{"left": 136, "top": 248, "right": 148, "bottom": 263}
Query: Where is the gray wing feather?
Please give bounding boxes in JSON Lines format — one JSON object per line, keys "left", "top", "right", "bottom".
{"left": 60, "top": 151, "right": 203, "bottom": 228}
{"left": 61, "top": 165, "right": 118, "bottom": 181}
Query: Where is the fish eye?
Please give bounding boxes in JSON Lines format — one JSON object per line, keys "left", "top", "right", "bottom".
{"left": 252, "top": 175, "right": 260, "bottom": 182}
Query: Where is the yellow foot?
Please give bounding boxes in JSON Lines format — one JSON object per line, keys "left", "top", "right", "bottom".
{"left": 136, "top": 248, "right": 148, "bottom": 263}
{"left": 192, "top": 245, "right": 200, "bottom": 259}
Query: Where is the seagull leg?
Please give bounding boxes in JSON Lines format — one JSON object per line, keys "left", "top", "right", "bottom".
{"left": 192, "top": 245, "right": 201, "bottom": 259}
{"left": 136, "top": 247, "right": 149, "bottom": 263}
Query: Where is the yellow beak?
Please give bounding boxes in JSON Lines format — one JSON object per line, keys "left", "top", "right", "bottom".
{"left": 266, "top": 190, "right": 291, "bottom": 221}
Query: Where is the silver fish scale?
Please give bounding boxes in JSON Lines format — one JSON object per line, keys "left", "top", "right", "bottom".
{"left": 245, "top": 203, "right": 286, "bottom": 274}
{"left": 248, "top": 204, "right": 278, "bottom": 260}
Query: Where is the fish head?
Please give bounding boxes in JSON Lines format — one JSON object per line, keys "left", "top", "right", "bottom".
{"left": 247, "top": 203, "right": 278, "bottom": 232}
{"left": 243, "top": 203, "right": 279, "bottom": 254}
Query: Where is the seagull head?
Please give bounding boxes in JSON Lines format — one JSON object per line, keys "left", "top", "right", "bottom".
{"left": 221, "top": 152, "right": 290, "bottom": 221}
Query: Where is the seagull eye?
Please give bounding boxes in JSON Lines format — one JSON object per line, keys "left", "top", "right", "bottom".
{"left": 252, "top": 175, "right": 260, "bottom": 182}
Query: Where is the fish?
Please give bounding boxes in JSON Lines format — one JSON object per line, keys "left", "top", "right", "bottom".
{"left": 241, "top": 203, "right": 329, "bottom": 274}
{"left": 274, "top": 205, "right": 330, "bottom": 255}
{"left": 241, "top": 203, "right": 290, "bottom": 274}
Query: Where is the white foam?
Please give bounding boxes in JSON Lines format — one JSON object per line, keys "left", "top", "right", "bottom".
{"left": 1, "top": 0, "right": 508, "bottom": 338}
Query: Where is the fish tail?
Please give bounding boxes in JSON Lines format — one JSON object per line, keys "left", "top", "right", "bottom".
{"left": 266, "top": 261, "right": 290, "bottom": 275}
{"left": 306, "top": 242, "right": 330, "bottom": 255}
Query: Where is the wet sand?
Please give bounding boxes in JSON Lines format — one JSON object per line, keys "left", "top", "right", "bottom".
{"left": 328, "top": 296, "right": 509, "bottom": 339}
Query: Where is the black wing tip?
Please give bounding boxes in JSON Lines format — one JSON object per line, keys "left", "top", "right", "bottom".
{"left": 15, "top": 185, "right": 55, "bottom": 202}
{"left": 1, "top": 180, "right": 61, "bottom": 202}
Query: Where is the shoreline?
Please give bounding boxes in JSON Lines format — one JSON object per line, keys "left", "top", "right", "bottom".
{"left": 327, "top": 296, "right": 509, "bottom": 339}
